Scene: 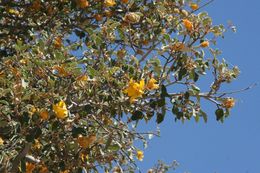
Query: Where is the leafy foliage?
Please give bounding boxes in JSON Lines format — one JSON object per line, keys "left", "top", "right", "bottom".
{"left": 0, "top": 0, "right": 239, "bottom": 172}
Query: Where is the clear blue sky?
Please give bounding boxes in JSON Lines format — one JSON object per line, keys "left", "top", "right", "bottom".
{"left": 138, "top": 0, "right": 260, "bottom": 173}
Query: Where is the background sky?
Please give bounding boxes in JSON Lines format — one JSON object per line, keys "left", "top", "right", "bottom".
{"left": 138, "top": 0, "right": 260, "bottom": 173}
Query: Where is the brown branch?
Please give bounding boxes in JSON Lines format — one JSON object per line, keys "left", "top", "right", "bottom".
{"left": 10, "top": 142, "right": 32, "bottom": 173}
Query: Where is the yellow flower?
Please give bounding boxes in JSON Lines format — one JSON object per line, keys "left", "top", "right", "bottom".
{"left": 222, "top": 98, "right": 235, "bottom": 109}
{"left": 29, "top": 106, "right": 37, "bottom": 116}
{"left": 19, "top": 58, "right": 29, "bottom": 65}
{"left": 190, "top": 3, "right": 199, "bottom": 10}
{"left": 76, "top": 74, "right": 88, "bottom": 81}
{"left": 8, "top": 8, "right": 20, "bottom": 15}
{"left": 136, "top": 150, "right": 144, "bottom": 161}
{"left": 104, "top": 0, "right": 116, "bottom": 7}
{"left": 80, "top": 153, "right": 89, "bottom": 162}
{"left": 40, "top": 110, "right": 49, "bottom": 120}
{"left": 146, "top": 78, "right": 159, "bottom": 90}
{"left": 26, "top": 162, "right": 36, "bottom": 173}
{"left": 76, "top": 0, "right": 89, "bottom": 8}
{"left": 0, "top": 137, "right": 4, "bottom": 145}
{"left": 200, "top": 41, "right": 209, "bottom": 48}
{"left": 183, "top": 19, "right": 193, "bottom": 31}
{"left": 33, "top": 139, "right": 42, "bottom": 150}
{"left": 77, "top": 135, "right": 96, "bottom": 148}
{"left": 124, "top": 79, "right": 145, "bottom": 103}
{"left": 53, "top": 100, "right": 68, "bottom": 119}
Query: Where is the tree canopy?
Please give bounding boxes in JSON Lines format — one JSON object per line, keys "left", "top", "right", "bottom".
{"left": 0, "top": 0, "right": 239, "bottom": 172}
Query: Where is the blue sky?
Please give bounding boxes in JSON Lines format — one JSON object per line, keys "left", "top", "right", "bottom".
{"left": 138, "top": 0, "right": 260, "bottom": 173}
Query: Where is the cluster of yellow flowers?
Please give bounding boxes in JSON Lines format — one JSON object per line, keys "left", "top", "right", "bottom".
{"left": 124, "top": 78, "right": 159, "bottom": 103}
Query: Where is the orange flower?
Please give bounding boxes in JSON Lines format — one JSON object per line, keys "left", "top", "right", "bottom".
{"left": 94, "top": 14, "right": 103, "bottom": 21}
{"left": 39, "top": 165, "right": 48, "bottom": 173}
{"left": 53, "top": 37, "right": 62, "bottom": 48}
{"left": 40, "top": 110, "right": 49, "bottom": 120}
{"left": 77, "top": 0, "right": 89, "bottom": 8}
{"left": 31, "top": 0, "right": 41, "bottom": 11}
{"left": 26, "top": 162, "right": 36, "bottom": 173}
{"left": 200, "top": 41, "right": 209, "bottom": 48}
{"left": 190, "top": 3, "right": 199, "bottom": 10}
{"left": 183, "top": 19, "right": 193, "bottom": 31}
{"left": 121, "top": 0, "right": 129, "bottom": 3}
{"left": 222, "top": 98, "right": 235, "bottom": 109}
{"left": 60, "top": 170, "right": 69, "bottom": 173}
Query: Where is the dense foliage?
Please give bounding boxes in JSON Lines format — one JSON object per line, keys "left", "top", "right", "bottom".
{"left": 0, "top": 0, "right": 239, "bottom": 172}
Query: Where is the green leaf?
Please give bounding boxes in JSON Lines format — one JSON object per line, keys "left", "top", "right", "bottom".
{"left": 131, "top": 110, "right": 144, "bottom": 121}
{"left": 172, "top": 104, "right": 179, "bottom": 115}
{"left": 194, "top": 114, "right": 200, "bottom": 123}
{"left": 157, "top": 98, "right": 166, "bottom": 107}
{"left": 108, "top": 144, "right": 120, "bottom": 151}
{"left": 156, "top": 113, "right": 165, "bottom": 124}
{"left": 21, "top": 159, "right": 26, "bottom": 172}
{"left": 72, "top": 126, "right": 85, "bottom": 138}
{"left": 199, "top": 110, "right": 208, "bottom": 123}
{"left": 178, "top": 68, "right": 187, "bottom": 81}
{"left": 149, "top": 99, "right": 157, "bottom": 109}
{"left": 161, "top": 85, "right": 169, "bottom": 98}
{"left": 74, "top": 29, "right": 86, "bottom": 39}
{"left": 184, "top": 92, "right": 190, "bottom": 100}
{"left": 26, "top": 127, "right": 42, "bottom": 142}
{"left": 215, "top": 108, "right": 224, "bottom": 121}
{"left": 191, "top": 84, "right": 200, "bottom": 94}
{"left": 105, "top": 135, "right": 113, "bottom": 150}
{"left": 0, "top": 100, "right": 9, "bottom": 105}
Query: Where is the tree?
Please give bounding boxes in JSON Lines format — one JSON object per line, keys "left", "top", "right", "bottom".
{"left": 0, "top": 0, "right": 239, "bottom": 172}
